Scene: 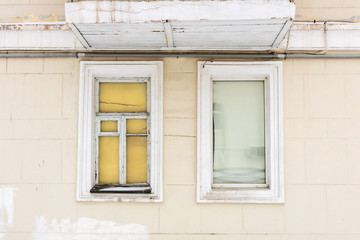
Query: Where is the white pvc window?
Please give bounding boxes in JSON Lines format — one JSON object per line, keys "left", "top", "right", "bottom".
{"left": 77, "top": 61, "right": 163, "bottom": 202}
{"left": 213, "top": 80, "right": 266, "bottom": 186}
{"left": 197, "top": 61, "right": 283, "bottom": 203}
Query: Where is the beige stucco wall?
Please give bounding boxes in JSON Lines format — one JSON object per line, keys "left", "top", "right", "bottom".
{"left": 3, "top": 0, "right": 360, "bottom": 23}
{"left": 0, "top": 57, "right": 360, "bottom": 239}
{"left": 294, "top": 0, "right": 360, "bottom": 22}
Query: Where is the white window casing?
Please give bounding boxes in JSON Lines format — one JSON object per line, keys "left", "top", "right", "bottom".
{"left": 77, "top": 61, "right": 163, "bottom": 202}
{"left": 197, "top": 61, "right": 284, "bottom": 203}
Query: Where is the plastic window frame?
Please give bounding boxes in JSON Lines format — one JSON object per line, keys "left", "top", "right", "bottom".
{"left": 197, "top": 61, "right": 283, "bottom": 203}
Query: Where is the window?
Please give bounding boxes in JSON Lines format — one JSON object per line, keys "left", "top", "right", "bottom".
{"left": 197, "top": 61, "right": 283, "bottom": 203}
{"left": 77, "top": 61, "right": 163, "bottom": 202}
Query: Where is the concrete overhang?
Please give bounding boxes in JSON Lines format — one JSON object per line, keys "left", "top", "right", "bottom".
{"left": 65, "top": 0, "right": 296, "bottom": 51}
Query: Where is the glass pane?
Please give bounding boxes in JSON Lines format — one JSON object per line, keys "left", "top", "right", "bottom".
{"left": 99, "top": 82, "right": 147, "bottom": 113}
{"left": 127, "top": 119, "right": 147, "bottom": 134}
{"left": 213, "top": 81, "right": 265, "bottom": 184}
{"left": 126, "top": 137, "right": 147, "bottom": 183}
{"left": 101, "top": 121, "right": 118, "bottom": 132}
{"left": 99, "top": 136, "right": 119, "bottom": 184}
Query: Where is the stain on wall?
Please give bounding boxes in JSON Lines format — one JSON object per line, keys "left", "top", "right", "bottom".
{"left": 12, "top": 14, "right": 65, "bottom": 23}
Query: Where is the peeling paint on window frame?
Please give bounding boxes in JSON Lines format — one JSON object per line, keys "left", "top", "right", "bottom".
{"left": 92, "top": 77, "right": 151, "bottom": 193}
{"left": 77, "top": 61, "right": 163, "bottom": 202}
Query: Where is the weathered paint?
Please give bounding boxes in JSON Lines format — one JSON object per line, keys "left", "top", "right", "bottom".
{"left": 0, "top": 23, "right": 82, "bottom": 50}
{"left": 0, "top": 21, "right": 359, "bottom": 52}
{"left": 65, "top": 0, "right": 294, "bottom": 49}
{"left": 69, "top": 19, "right": 292, "bottom": 49}
{"left": 77, "top": 61, "right": 163, "bottom": 202}
{"left": 280, "top": 22, "right": 360, "bottom": 51}
{"left": 0, "top": 23, "right": 69, "bottom": 31}
{"left": 65, "top": 1, "right": 295, "bottom": 23}
{"left": 12, "top": 14, "right": 64, "bottom": 23}
{"left": 97, "top": 81, "right": 149, "bottom": 184}
{"left": 33, "top": 217, "right": 148, "bottom": 240}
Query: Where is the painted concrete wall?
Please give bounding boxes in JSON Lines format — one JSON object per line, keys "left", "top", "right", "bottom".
{"left": 294, "top": 0, "right": 360, "bottom": 22}
{"left": 2, "top": 1, "right": 360, "bottom": 23}
{"left": 0, "top": 57, "right": 360, "bottom": 239}
{"left": 0, "top": 1, "right": 65, "bottom": 23}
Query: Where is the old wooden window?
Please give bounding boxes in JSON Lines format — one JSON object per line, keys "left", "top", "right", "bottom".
{"left": 77, "top": 61, "right": 163, "bottom": 202}
{"left": 197, "top": 61, "right": 283, "bottom": 203}
{"left": 91, "top": 78, "right": 151, "bottom": 193}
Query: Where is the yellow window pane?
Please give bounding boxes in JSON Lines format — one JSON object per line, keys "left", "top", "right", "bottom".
{"left": 99, "top": 82, "right": 147, "bottom": 113}
{"left": 99, "top": 136, "right": 119, "bottom": 184}
{"left": 126, "top": 137, "right": 147, "bottom": 183}
{"left": 127, "top": 119, "right": 147, "bottom": 134}
{"left": 101, "top": 121, "right": 118, "bottom": 132}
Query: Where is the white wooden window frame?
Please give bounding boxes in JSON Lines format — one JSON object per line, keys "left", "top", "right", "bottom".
{"left": 77, "top": 61, "right": 163, "bottom": 202}
{"left": 93, "top": 77, "right": 151, "bottom": 190}
{"left": 197, "top": 61, "right": 283, "bottom": 203}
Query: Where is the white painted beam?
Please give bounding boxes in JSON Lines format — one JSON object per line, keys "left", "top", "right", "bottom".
{"left": 68, "top": 23, "right": 91, "bottom": 49}
{"left": 272, "top": 19, "right": 293, "bottom": 48}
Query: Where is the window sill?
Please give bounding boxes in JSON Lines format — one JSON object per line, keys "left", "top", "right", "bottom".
{"left": 198, "top": 186, "right": 284, "bottom": 204}
{"left": 90, "top": 184, "right": 151, "bottom": 194}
